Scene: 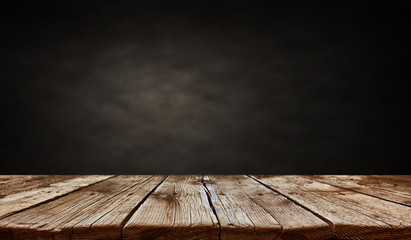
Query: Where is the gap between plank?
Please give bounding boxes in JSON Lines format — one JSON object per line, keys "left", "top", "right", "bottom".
{"left": 119, "top": 175, "right": 169, "bottom": 240}
{"left": 311, "top": 178, "right": 411, "bottom": 208}
{"left": 66, "top": 175, "right": 158, "bottom": 239}
{"left": 201, "top": 176, "right": 221, "bottom": 240}
{"left": 242, "top": 192, "right": 284, "bottom": 240}
{"left": 247, "top": 175, "right": 336, "bottom": 235}
{"left": 304, "top": 187, "right": 394, "bottom": 238}
{"left": 0, "top": 175, "right": 117, "bottom": 221}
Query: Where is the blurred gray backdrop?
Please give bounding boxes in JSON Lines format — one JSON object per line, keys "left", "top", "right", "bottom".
{"left": 2, "top": 1, "right": 410, "bottom": 174}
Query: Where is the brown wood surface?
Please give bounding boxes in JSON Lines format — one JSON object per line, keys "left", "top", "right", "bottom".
{"left": 310, "top": 175, "right": 411, "bottom": 206}
{"left": 0, "top": 176, "right": 78, "bottom": 198}
{"left": 123, "top": 175, "right": 220, "bottom": 240}
{"left": 252, "top": 175, "right": 411, "bottom": 239}
{"left": 204, "top": 175, "right": 332, "bottom": 240}
{"left": 0, "top": 175, "right": 113, "bottom": 220}
{"left": 0, "top": 176, "right": 163, "bottom": 240}
{"left": 203, "top": 175, "right": 283, "bottom": 240}
{"left": 0, "top": 175, "right": 410, "bottom": 240}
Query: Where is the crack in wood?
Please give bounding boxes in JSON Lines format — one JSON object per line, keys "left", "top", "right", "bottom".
{"left": 0, "top": 175, "right": 409, "bottom": 240}
{"left": 248, "top": 175, "right": 336, "bottom": 237}
{"left": 312, "top": 178, "right": 411, "bottom": 208}
{"left": 119, "top": 176, "right": 168, "bottom": 240}
{"left": 0, "top": 175, "right": 116, "bottom": 221}
{"left": 201, "top": 176, "right": 221, "bottom": 240}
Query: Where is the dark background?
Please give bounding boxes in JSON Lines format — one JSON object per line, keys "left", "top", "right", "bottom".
{"left": 2, "top": 1, "right": 410, "bottom": 174}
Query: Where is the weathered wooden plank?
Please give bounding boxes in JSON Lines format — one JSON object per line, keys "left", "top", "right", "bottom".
{"left": 252, "top": 175, "right": 395, "bottom": 239}
{"left": 123, "top": 175, "right": 220, "bottom": 240}
{"left": 204, "top": 175, "right": 332, "bottom": 240}
{"left": 368, "top": 175, "right": 411, "bottom": 194}
{"left": 254, "top": 175, "right": 411, "bottom": 239}
{"left": 310, "top": 175, "right": 411, "bottom": 207}
{"left": 68, "top": 175, "right": 166, "bottom": 240}
{"left": 0, "top": 175, "right": 112, "bottom": 220}
{"left": 203, "top": 175, "right": 281, "bottom": 239}
{"left": 0, "top": 175, "right": 409, "bottom": 240}
{"left": 0, "top": 175, "right": 164, "bottom": 240}
{"left": 370, "top": 175, "right": 411, "bottom": 183}
{"left": 0, "top": 176, "right": 79, "bottom": 199}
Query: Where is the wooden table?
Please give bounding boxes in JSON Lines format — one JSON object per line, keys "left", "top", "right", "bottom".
{"left": 0, "top": 175, "right": 409, "bottom": 240}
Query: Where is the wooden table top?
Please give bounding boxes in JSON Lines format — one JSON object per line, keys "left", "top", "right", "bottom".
{"left": 0, "top": 175, "right": 409, "bottom": 240}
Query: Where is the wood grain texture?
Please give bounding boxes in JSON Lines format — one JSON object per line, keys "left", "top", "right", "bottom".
{"left": 0, "top": 176, "right": 79, "bottom": 199}
{"left": 0, "top": 175, "right": 163, "bottom": 240}
{"left": 203, "top": 175, "right": 282, "bottom": 240}
{"left": 68, "top": 175, "right": 166, "bottom": 240}
{"left": 310, "top": 175, "right": 411, "bottom": 207}
{"left": 123, "top": 175, "right": 220, "bottom": 240}
{"left": 370, "top": 175, "right": 411, "bottom": 183}
{"left": 293, "top": 176, "right": 411, "bottom": 238}
{"left": 0, "top": 175, "right": 112, "bottom": 220}
{"left": 0, "top": 175, "right": 410, "bottom": 240}
{"left": 204, "top": 175, "right": 333, "bottom": 240}
{"left": 252, "top": 175, "right": 396, "bottom": 240}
